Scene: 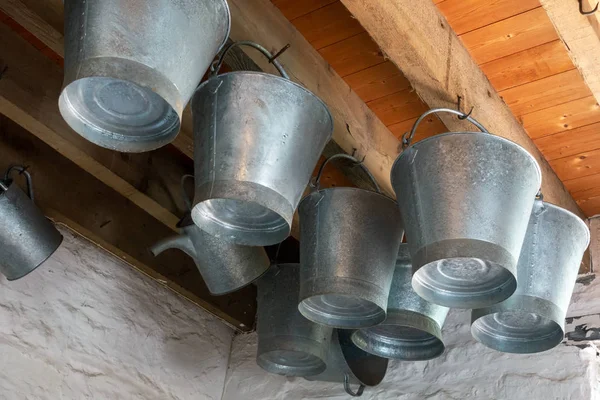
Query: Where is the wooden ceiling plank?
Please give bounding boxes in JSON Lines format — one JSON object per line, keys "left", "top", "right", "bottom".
{"left": 388, "top": 116, "right": 448, "bottom": 143}
{"left": 461, "top": 7, "right": 559, "bottom": 65}
{"left": 318, "top": 32, "right": 385, "bottom": 77}
{"left": 344, "top": 61, "right": 411, "bottom": 103}
{"left": 437, "top": 0, "right": 540, "bottom": 36}
{"left": 550, "top": 147, "right": 600, "bottom": 182}
{"left": 271, "top": 0, "right": 337, "bottom": 21}
{"left": 564, "top": 173, "right": 600, "bottom": 198}
{"left": 534, "top": 122, "right": 600, "bottom": 161}
{"left": 539, "top": 0, "right": 600, "bottom": 106}
{"left": 340, "top": 0, "right": 584, "bottom": 219}
{"left": 500, "top": 69, "right": 591, "bottom": 117}
{"left": 480, "top": 40, "right": 574, "bottom": 92}
{"left": 522, "top": 96, "right": 600, "bottom": 139}
{"left": 367, "top": 90, "right": 430, "bottom": 127}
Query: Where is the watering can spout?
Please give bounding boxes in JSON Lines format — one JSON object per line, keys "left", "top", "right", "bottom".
{"left": 150, "top": 234, "right": 196, "bottom": 260}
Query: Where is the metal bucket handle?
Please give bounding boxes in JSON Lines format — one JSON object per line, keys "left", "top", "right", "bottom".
{"left": 313, "top": 154, "right": 382, "bottom": 194}
{"left": 0, "top": 165, "right": 35, "bottom": 203}
{"left": 402, "top": 108, "right": 490, "bottom": 149}
{"left": 209, "top": 40, "right": 290, "bottom": 80}
{"left": 344, "top": 375, "right": 365, "bottom": 397}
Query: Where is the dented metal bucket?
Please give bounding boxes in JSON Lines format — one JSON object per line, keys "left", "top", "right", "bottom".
{"left": 391, "top": 109, "right": 541, "bottom": 309}
{"left": 306, "top": 330, "right": 388, "bottom": 396}
{"left": 150, "top": 214, "right": 270, "bottom": 296}
{"left": 60, "top": 0, "right": 230, "bottom": 152}
{"left": 352, "top": 244, "right": 449, "bottom": 360}
{"left": 0, "top": 167, "right": 63, "bottom": 281}
{"left": 256, "top": 264, "right": 331, "bottom": 377}
{"left": 471, "top": 199, "right": 590, "bottom": 354}
{"left": 191, "top": 42, "right": 333, "bottom": 246}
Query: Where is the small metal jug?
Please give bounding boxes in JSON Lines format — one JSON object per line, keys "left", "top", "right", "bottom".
{"left": 0, "top": 166, "right": 63, "bottom": 280}
{"left": 352, "top": 244, "right": 449, "bottom": 360}
{"left": 256, "top": 264, "right": 331, "bottom": 377}
{"left": 391, "top": 109, "right": 541, "bottom": 309}
{"left": 298, "top": 155, "right": 404, "bottom": 329}
{"left": 471, "top": 197, "right": 590, "bottom": 354}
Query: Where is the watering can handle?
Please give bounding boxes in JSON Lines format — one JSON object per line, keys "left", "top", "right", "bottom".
{"left": 344, "top": 375, "right": 365, "bottom": 397}
{"left": 1, "top": 166, "right": 35, "bottom": 203}
{"left": 402, "top": 107, "right": 489, "bottom": 149}
{"left": 209, "top": 41, "right": 290, "bottom": 80}
{"left": 313, "top": 154, "right": 381, "bottom": 194}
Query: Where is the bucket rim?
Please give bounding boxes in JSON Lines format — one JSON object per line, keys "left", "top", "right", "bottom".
{"left": 299, "top": 186, "right": 397, "bottom": 209}
{"left": 533, "top": 199, "right": 591, "bottom": 248}
{"left": 217, "top": 0, "right": 232, "bottom": 55}
{"left": 195, "top": 71, "right": 334, "bottom": 134}
{"left": 390, "top": 131, "right": 543, "bottom": 190}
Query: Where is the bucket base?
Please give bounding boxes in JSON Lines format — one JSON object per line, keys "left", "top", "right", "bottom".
{"left": 192, "top": 180, "right": 292, "bottom": 246}
{"left": 351, "top": 310, "right": 445, "bottom": 361}
{"left": 59, "top": 77, "right": 180, "bottom": 153}
{"left": 411, "top": 239, "right": 517, "bottom": 308}
{"left": 257, "top": 335, "right": 327, "bottom": 377}
{"left": 471, "top": 295, "right": 565, "bottom": 354}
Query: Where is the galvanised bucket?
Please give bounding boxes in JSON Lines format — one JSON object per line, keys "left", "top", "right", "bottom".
{"left": 471, "top": 199, "right": 590, "bottom": 354}
{"left": 256, "top": 264, "right": 332, "bottom": 377}
{"left": 191, "top": 42, "right": 333, "bottom": 246}
{"left": 0, "top": 166, "right": 63, "bottom": 280}
{"left": 59, "top": 0, "right": 230, "bottom": 152}
{"left": 306, "top": 330, "right": 388, "bottom": 397}
{"left": 351, "top": 244, "right": 449, "bottom": 360}
{"left": 391, "top": 109, "right": 541, "bottom": 309}
{"left": 298, "top": 155, "right": 404, "bottom": 329}
{"left": 150, "top": 213, "right": 270, "bottom": 296}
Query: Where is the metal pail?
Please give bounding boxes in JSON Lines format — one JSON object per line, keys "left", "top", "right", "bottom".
{"left": 351, "top": 244, "right": 449, "bottom": 360}
{"left": 471, "top": 199, "right": 590, "bottom": 353}
{"left": 256, "top": 264, "right": 332, "bottom": 377}
{"left": 391, "top": 109, "right": 541, "bottom": 308}
{"left": 191, "top": 42, "right": 333, "bottom": 246}
{"left": 298, "top": 155, "right": 404, "bottom": 329}
{"left": 306, "top": 330, "right": 388, "bottom": 397}
{"left": 60, "top": 0, "right": 230, "bottom": 152}
{"left": 0, "top": 167, "right": 63, "bottom": 280}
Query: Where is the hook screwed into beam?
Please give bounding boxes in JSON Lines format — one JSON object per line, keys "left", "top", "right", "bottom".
{"left": 579, "top": 0, "right": 599, "bottom": 15}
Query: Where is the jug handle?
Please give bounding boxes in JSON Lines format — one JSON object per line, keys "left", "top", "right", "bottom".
{"left": 1, "top": 165, "right": 35, "bottom": 203}
{"left": 402, "top": 108, "right": 489, "bottom": 149}
{"left": 209, "top": 40, "right": 290, "bottom": 80}
{"left": 344, "top": 375, "right": 365, "bottom": 397}
{"left": 312, "top": 154, "right": 381, "bottom": 194}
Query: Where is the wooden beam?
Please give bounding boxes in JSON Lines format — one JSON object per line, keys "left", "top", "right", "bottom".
{"left": 538, "top": 0, "right": 600, "bottom": 106}
{"left": 338, "top": 0, "right": 585, "bottom": 219}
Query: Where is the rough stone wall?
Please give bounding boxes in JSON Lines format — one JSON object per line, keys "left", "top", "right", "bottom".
{"left": 0, "top": 227, "right": 233, "bottom": 400}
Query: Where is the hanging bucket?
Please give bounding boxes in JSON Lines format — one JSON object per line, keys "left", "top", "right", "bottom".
{"left": 306, "top": 330, "right": 388, "bottom": 397}
{"left": 0, "top": 166, "right": 63, "bottom": 280}
{"left": 471, "top": 198, "right": 589, "bottom": 354}
{"left": 256, "top": 264, "right": 332, "bottom": 377}
{"left": 59, "top": 0, "right": 230, "bottom": 152}
{"left": 351, "top": 244, "right": 449, "bottom": 360}
{"left": 298, "top": 155, "right": 404, "bottom": 329}
{"left": 150, "top": 176, "right": 270, "bottom": 295}
{"left": 191, "top": 41, "right": 333, "bottom": 246}
{"left": 391, "top": 108, "right": 541, "bottom": 309}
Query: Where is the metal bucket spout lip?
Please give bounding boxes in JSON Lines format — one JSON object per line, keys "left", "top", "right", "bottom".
{"left": 194, "top": 71, "right": 334, "bottom": 132}
{"left": 390, "top": 131, "right": 543, "bottom": 189}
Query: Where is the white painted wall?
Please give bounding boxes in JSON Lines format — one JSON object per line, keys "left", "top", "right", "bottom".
{"left": 0, "top": 227, "right": 233, "bottom": 400}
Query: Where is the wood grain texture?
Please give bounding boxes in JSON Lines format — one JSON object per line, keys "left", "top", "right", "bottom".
{"left": 344, "top": 61, "right": 411, "bottom": 103}
{"left": 437, "top": 0, "right": 540, "bottom": 35}
{"left": 388, "top": 115, "right": 448, "bottom": 142}
{"left": 481, "top": 40, "right": 574, "bottom": 92}
{"left": 318, "top": 32, "right": 385, "bottom": 77}
{"left": 550, "top": 148, "right": 600, "bottom": 182}
{"left": 522, "top": 96, "right": 600, "bottom": 139}
{"left": 461, "top": 7, "right": 558, "bottom": 64}
{"left": 340, "top": 0, "right": 584, "bottom": 219}
{"left": 539, "top": 0, "right": 600, "bottom": 106}
{"left": 272, "top": 0, "right": 337, "bottom": 20}
{"left": 500, "top": 69, "right": 590, "bottom": 117}
{"left": 367, "top": 89, "right": 429, "bottom": 126}
{"left": 535, "top": 122, "right": 600, "bottom": 161}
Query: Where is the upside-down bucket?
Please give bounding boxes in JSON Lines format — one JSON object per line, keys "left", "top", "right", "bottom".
{"left": 391, "top": 109, "right": 542, "bottom": 309}
{"left": 60, "top": 0, "right": 230, "bottom": 152}
{"left": 352, "top": 244, "right": 449, "bottom": 360}
{"left": 191, "top": 42, "right": 333, "bottom": 246}
{"left": 0, "top": 166, "right": 63, "bottom": 280}
{"left": 298, "top": 155, "right": 404, "bottom": 329}
{"left": 256, "top": 264, "right": 332, "bottom": 377}
{"left": 471, "top": 198, "right": 589, "bottom": 354}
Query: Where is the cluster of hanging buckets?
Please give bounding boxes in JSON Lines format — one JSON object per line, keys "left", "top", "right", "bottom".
{"left": 17, "top": 0, "right": 586, "bottom": 397}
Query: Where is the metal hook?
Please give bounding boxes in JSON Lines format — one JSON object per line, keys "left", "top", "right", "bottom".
{"left": 313, "top": 154, "right": 381, "bottom": 194}
{"left": 536, "top": 190, "right": 544, "bottom": 201}
{"left": 344, "top": 375, "right": 365, "bottom": 397}
{"left": 457, "top": 95, "right": 474, "bottom": 120}
{"left": 3, "top": 165, "right": 34, "bottom": 203}
{"left": 579, "top": 0, "right": 599, "bottom": 14}
{"left": 269, "top": 44, "right": 290, "bottom": 64}
{"left": 210, "top": 41, "right": 290, "bottom": 80}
